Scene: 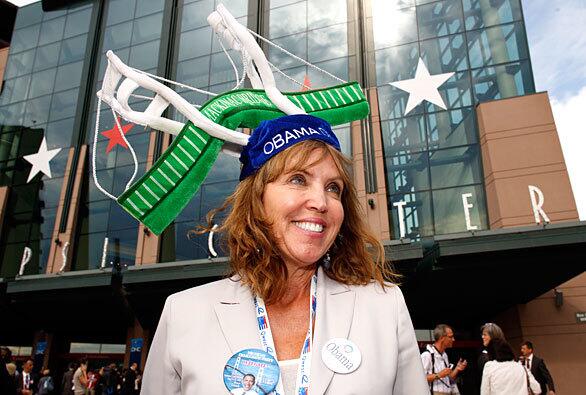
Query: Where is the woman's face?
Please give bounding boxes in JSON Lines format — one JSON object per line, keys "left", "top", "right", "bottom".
{"left": 262, "top": 150, "right": 344, "bottom": 270}
{"left": 482, "top": 330, "right": 491, "bottom": 347}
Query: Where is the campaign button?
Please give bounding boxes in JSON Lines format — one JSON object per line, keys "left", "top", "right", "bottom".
{"left": 321, "top": 338, "right": 361, "bottom": 374}
{"left": 223, "top": 348, "right": 280, "bottom": 394}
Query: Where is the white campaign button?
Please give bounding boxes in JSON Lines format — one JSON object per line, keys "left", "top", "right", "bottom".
{"left": 321, "top": 338, "right": 361, "bottom": 374}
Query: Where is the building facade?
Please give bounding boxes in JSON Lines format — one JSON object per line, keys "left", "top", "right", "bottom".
{"left": 0, "top": 0, "right": 584, "bottom": 393}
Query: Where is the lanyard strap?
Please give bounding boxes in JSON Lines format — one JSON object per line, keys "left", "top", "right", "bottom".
{"left": 254, "top": 273, "right": 317, "bottom": 395}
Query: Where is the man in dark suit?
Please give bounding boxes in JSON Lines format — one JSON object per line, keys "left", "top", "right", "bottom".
{"left": 16, "top": 359, "right": 37, "bottom": 395}
{"left": 520, "top": 341, "right": 556, "bottom": 395}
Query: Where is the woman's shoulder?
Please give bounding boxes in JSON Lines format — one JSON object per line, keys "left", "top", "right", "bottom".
{"left": 166, "top": 276, "right": 243, "bottom": 307}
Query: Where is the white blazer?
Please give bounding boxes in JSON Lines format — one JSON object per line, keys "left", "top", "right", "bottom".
{"left": 141, "top": 267, "right": 428, "bottom": 394}
{"left": 481, "top": 361, "right": 542, "bottom": 395}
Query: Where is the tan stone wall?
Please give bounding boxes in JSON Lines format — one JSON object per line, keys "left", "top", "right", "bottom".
{"left": 479, "top": 92, "right": 585, "bottom": 394}
{"left": 0, "top": 47, "right": 8, "bottom": 91}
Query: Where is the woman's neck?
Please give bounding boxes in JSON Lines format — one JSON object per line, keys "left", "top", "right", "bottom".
{"left": 271, "top": 264, "right": 315, "bottom": 307}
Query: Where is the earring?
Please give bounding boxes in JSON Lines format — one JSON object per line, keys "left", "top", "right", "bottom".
{"left": 322, "top": 252, "right": 331, "bottom": 270}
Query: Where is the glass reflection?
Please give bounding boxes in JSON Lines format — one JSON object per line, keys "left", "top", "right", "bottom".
{"left": 417, "top": 0, "right": 463, "bottom": 40}
{"left": 390, "top": 191, "right": 433, "bottom": 239}
{"left": 467, "top": 22, "right": 528, "bottom": 68}
{"left": 371, "top": 2, "right": 417, "bottom": 50}
{"left": 381, "top": 116, "right": 427, "bottom": 156}
{"left": 429, "top": 145, "right": 482, "bottom": 189}
{"left": 463, "top": 0, "right": 522, "bottom": 30}
{"left": 472, "top": 60, "right": 533, "bottom": 102}
{"left": 427, "top": 107, "right": 477, "bottom": 149}
{"left": 432, "top": 185, "right": 487, "bottom": 234}
{"left": 385, "top": 152, "right": 430, "bottom": 194}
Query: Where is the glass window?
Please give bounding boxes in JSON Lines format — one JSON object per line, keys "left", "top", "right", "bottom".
{"left": 29, "top": 69, "right": 57, "bottom": 99}
{"left": 4, "top": 212, "right": 33, "bottom": 243}
{"left": 34, "top": 43, "right": 61, "bottom": 71}
{"left": 308, "top": 58, "right": 349, "bottom": 89}
{"left": 64, "top": 8, "right": 93, "bottom": 39}
{"left": 269, "top": 2, "right": 307, "bottom": 39}
{"left": 200, "top": 180, "right": 239, "bottom": 216}
{"left": 381, "top": 116, "right": 427, "bottom": 156}
{"left": 178, "top": 28, "right": 212, "bottom": 61}
{"left": 5, "top": 49, "right": 36, "bottom": 78}
{"left": 176, "top": 190, "right": 202, "bottom": 222}
{"left": 108, "top": 202, "right": 138, "bottom": 231}
{"left": 88, "top": 169, "right": 115, "bottom": 202}
{"left": 38, "top": 16, "right": 66, "bottom": 46}
{"left": 420, "top": 34, "right": 468, "bottom": 74}
{"left": 10, "top": 184, "right": 39, "bottom": 214}
{"left": 472, "top": 60, "right": 534, "bottom": 102}
{"left": 425, "top": 70, "right": 472, "bottom": 112}
{"left": 46, "top": 118, "right": 75, "bottom": 152}
{"left": 463, "top": 0, "right": 522, "bottom": 30}
{"left": 105, "top": 228, "right": 137, "bottom": 267}
{"left": 385, "top": 152, "right": 430, "bottom": 194}
{"left": 417, "top": 0, "right": 463, "bottom": 40}
{"left": 38, "top": 207, "right": 58, "bottom": 240}
{"left": 467, "top": 22, "right": 529, "bottom": 68}
{"left": 39, "top": 177, "right": 65, "bottom": 209}
{"left": 80, "top": 200, "right": 111, "bottom": 234}
{"left": 14, "top": 2, "right": 43, "bottom": 29}
{"left": 176, "top": 56, "right": 211, "bottom": 88}
{"left": 375, "top": 42, "right": 419, "bottom": 87}
{"left": 389, "top": 190, "right": 434, "bottom": 239}
{"left": 106, "top": 0, "right": 137, "bottom": 26}
{"left": 173, "top": 220, "right": 210, "bottom": 261}
{"left": 210, "top": 52, "right": 239, "bottom": 86}
{"left": 54, "top": 61, "right": 84, "bottom": 92}
{"left": 307, "top": 0, "right": 347, "bottom": 30}
{"left": 0, "top": 102, "right": 26, "bottom": 126}
{"left": 10, "top": 25, "right": 41, "bottom": 54}
{"left": 333, "top": 125, "right": 352, "bottom": 157}
{"left": 371, "top": 4, "right": 417, "bottom": 49}
{"left": 181, "top": 0, "right": 214, "bottom": 32}
{"left": 129, "top": 39, "right": 161, "bottom": 70}
{"left": 429, "top": 145, "right": 482, "bottom": 189}
{"left": 135, "top": 0, "right": 165, "bottom": 18}
{"left": 308, "top": 24, "right": 348, "bottom": 63}
{"left": 270, "top": 33, "right": 307, "bottom": 70}
{"left": 24, "top": 95, "right": 51, "bottom": 127}
{"left": 132, "top": 13, "right": 164, "bottom": 45}
{"left": 11, "top": 75, "right": 32, "bottom": 103}
{"left": 432, "top": 184, "right": 487, "bottom": 234}
{"left": 103, "top": 23, "right": 132, "bottom": 51}
{"left": 1, "top": 243, "right": 27, "bottom": 277}
{"left": 73, "top": 231, "right": 107, "bottom": 271}
{"left": 427, "top": 107, "right": 477, "bottom": 149}
{"left": 59, "top": 34, "right": 88, "bottom": 64}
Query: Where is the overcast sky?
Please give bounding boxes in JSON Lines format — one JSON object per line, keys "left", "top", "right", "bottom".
{"left": 7, "top": 0, "right": 586, "bottom": 219}
{"left": 523, "top": 0, "right": 586, "bottom": 219}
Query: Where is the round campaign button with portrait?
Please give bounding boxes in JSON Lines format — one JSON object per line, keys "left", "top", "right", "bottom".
{"left": 321, "top": 338, "right": 361, "bottom": 374}
{"left": 223, "top": 348, "right": 280, "bottom": 394}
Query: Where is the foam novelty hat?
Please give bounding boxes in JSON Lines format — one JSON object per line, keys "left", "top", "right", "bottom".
{"left": 95, "top": 5, "right": 370, "bottom": 236}
{"left": 239, "top": 114, "right": 340, "bottom": 180}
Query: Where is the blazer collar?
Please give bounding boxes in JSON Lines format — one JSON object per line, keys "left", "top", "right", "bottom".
{"left": 213, "top": 277, "right": 260, "bottom": 354}
{"left": 212, "top": 269, "right": 357, "bottom": 395}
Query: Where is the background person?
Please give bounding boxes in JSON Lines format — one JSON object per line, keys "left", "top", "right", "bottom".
{"left": 520, "top": 341, "right": 555, "bottom": 395}
{"left": 421, "top": 324, "right": 467, "bottom": 394}
{"left": 72, "top": 359, "right": 88, "bottom": 395}
{"left": 141, "top": 115, "right": 428, "bottom": 393}
{"left": 16, "top": 359, "right": 37, "bottom": 395}
{"left": 478, "top": 323, "right": 506, "bottom": 377}
{"left": 37, "top": 369, "right": 54, "bottom": 395}
{"left": 60, "top": 363, "right": 76, "bottom": 395}
{"left": 481, "top": 339, "right": 541, "bottom": 395}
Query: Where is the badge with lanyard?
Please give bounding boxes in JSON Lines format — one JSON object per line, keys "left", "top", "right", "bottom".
{"left": 254, "top": 273, "right": 318, "bottom": 395}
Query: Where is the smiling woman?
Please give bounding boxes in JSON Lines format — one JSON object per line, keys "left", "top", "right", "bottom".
{"left": 141, "top": 114, "right": 428, "bottom": 394}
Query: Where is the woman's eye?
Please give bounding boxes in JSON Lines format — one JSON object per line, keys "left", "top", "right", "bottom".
{"left": 327, "top": 183, "right": 342, "bottom": 195}
{"left": 289, "top": 174, "right": 305, "bottom": 185}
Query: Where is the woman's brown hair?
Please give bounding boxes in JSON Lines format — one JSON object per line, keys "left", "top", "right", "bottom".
{"left": 203, "top": 139, "right": 396, "bottom": 304}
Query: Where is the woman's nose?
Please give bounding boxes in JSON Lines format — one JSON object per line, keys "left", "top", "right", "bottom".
{"left": 306, "top": 185, "right": 327, "bottom": 212}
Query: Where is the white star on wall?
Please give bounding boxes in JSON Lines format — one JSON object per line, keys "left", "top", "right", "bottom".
{"left": 23, "top": 137, "right": 62, "bottom": 183}
{"left": 389, "top": 58, "right": 455, "bottom": 115}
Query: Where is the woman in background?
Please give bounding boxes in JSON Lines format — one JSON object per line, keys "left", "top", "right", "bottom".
{"left": 481, "top": 338, "right": 541, "bottom": 395}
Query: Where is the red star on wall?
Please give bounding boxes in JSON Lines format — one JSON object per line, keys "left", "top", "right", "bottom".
{"left": 101, "top": 118, "right": 135, "bottom": 154}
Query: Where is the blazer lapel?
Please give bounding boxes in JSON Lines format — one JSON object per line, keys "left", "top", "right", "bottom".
{"left": 310, "top": 267, "right": 356, "bottom": 395}
{"left": 213, "top": 279, "right": 260, "bottom": 354}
